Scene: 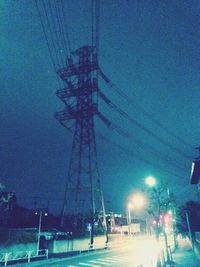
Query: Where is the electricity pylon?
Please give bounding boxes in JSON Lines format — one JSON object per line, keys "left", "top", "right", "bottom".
{"left": 55, "top": 46, "right": 107, "bottom": 247}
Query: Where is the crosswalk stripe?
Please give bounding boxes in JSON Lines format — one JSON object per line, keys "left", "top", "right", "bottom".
{"left": 111, "top": 256, "right": 124, "bottom": 259}
{"left": 109, "top": 256, "right": 124, "bottom": 259}
{"left": 67, "top": 255, "right": 128, "bottom": 267}
{"left": 94, "top": 258, "right": 117, "bottom": 263}
{"left": 107, "top": 256, "right": 126, "bottom": 261}
{"left": 88, "top": 260, "right": 111, "bottom": 265}
{"left": 78, "top": 263, "right": 101, "bottom": 267}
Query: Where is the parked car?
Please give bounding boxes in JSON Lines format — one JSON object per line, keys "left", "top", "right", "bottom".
{"left": 40, "top": 228, "right": 72, "bottom": 240}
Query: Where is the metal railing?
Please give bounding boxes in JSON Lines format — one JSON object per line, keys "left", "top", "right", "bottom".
{"left": 0, "top": 249, "right": 48, "bottom": 266}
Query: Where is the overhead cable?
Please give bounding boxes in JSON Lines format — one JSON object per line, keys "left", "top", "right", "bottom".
{"left": 98, "top": 90, "right": 191, "bottom": 160}
{"left": 59, "top": 0, "right": 72, "bottom": 54}
{"left": 97, "top": 133, "right": 185, "bottom": 180}
{"left": 47, "top": 0, "right": 65, "bottom": 67}
{"left": 34, "top": 0, "right": 62, "bottom": 87}
{"left": 96, "top": 109, "right": 188, "bottom": 174}
{"left": 99, "top": 68, "right": 193, "bottom": 150}
{"left": 41, "top": 0, "right": 63, "bottom": 67}
{"left": 52, "top": 0, "right": 69, "bottom": 57}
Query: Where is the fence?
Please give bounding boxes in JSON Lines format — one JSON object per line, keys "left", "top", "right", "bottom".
{"left": 0, "top": 249, "right": 48, "bottom": 266}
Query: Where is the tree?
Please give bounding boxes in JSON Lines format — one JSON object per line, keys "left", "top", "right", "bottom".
{"left": 0, "top": 182, "right": 15, "bottom": 210}
{"left": 145, "top": 182, "right": 176, "bottom": 266}
{"left": 176, "top": 200, "right": 200, "bottom": 237}
{"left": 0, "top": 182, "right": 16, "bottom": 227}
{"left": 145, "top": 182, "right": 176, "bottom": 239}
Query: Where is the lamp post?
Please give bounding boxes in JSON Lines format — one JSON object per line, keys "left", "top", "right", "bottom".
{"left": 127, "top": 203, "right": 132, "bottom": 235}
{"left": 127, "top": 193, "right": 146, "bottom": 236}
{"left": 145, "top": 176, "right": 173, "bottom": 266}
{"left": 35, "top": 211, "right": 47, "bottom": 255}
{"left": 185, "top": 211, "right": 194, "bottom": 251}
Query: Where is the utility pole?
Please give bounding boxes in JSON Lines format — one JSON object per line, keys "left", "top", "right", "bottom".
{"left": 185, "top": 211, "right": 194, "bottom": 251}
{"left": 33, "top": 196, "right": 39, "bottom": 210}
{"left": 35, "top": 211, "right": 47, "bottom": 255}
{"left": 55, "top": 46, "right": 107, "bottom": 248}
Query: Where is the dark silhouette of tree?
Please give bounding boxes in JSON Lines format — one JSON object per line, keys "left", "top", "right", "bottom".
{"left": 176, "top": 200, "right": 200, "bottom": 236}
{"left": 145, "top": 182, "right": 176, "bottom": 239}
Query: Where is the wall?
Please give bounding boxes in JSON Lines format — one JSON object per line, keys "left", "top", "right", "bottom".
{"left": 52, "top": 235, "right": 107, "bottom": 253}
{"left": 0, "top": 233, "right": 127, "bottom": 255}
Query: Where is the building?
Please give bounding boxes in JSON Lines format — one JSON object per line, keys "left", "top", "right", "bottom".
{"left": 190, "top": 159, "right": 200, "bottom": 196}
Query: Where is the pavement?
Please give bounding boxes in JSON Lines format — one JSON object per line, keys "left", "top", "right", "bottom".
{"left": 171, "top": 236, "right": 200, "bottom": 267}
{"left": 173, "top": 248, "right": 199, "bottom": 267}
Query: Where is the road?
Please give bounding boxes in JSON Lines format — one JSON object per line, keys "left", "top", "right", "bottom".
{"left": 23, "top": 237, "right": 158, "bottom": 267}
{"left": 13, "top": 235, "right": 199, "bottom": 267}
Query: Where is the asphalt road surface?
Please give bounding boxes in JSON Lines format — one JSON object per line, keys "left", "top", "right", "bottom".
{"left": 24, "top": 238, "right": 158, "bottom": 267}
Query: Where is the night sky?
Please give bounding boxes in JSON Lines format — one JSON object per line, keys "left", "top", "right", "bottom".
{"left": 1, "top": 0, "right": 200, "bottom": 214}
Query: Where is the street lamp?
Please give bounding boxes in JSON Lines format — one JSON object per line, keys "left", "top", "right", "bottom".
{"left": 127, "top": 193, "right": 146, "bottom": 236}
{"left": 35, "top": 211, "right": 47, "bottom": 255}
{"left": 145, "top": 176, "right": 156, "bottom": 187}
{"left": 127, "top": 202, "right": 132, "bottom": 235}
{"left": 132, "top": 193, "right": 146, "bottom": 209}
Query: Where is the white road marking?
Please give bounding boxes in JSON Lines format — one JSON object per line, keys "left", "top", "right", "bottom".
{"left": 94, "top": 258, "right": 117, "bottom": 263}
{"left": 78, "top": 263, "right": 101, "bottom": 267}
{"left": 88, "top": 260, "right": 111, "bottom": 265}
{"left": 67, "top": 254, "right": 128, "bottom": 267}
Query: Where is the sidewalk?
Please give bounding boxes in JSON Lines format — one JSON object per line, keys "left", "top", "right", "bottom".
{"left": 172, "top": 237, "right": 200, "bottom": 267}
{"left": 173, "top": 248, "right": 199, "bottom": 267}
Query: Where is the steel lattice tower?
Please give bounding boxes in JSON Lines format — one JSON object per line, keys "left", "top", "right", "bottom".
{"left": 55, "top": 46, "right": 107, "bottom": 245}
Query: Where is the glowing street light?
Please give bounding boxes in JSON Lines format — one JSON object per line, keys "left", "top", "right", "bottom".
{"left": 132, "top": 193, "right": 146, "bottom": 209}
{"left": 145, "top": 176, "right": 156, "bottom": 187}
{"left": 127, "top": 193, "right": 146, "bottom": 235}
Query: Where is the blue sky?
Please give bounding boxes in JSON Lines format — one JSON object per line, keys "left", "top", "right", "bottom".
{"left": 0, "top": 0, "right": 200, "bottom": 214}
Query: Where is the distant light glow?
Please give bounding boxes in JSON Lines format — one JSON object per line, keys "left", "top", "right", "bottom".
{"left": 132, "top": 193, "right": 146, "bottom": 209}
{"left": 128, "top": 202, "right": 133, "bottom": 209}
{"left": 145, "top": 176, "right": 156, "bottom": 187}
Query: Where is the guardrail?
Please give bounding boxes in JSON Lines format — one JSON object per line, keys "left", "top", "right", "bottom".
{"left": 0, "top": 249, "right": 48, "bottom": 266}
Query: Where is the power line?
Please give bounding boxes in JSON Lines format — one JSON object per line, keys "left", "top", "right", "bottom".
{"left": 95, "top": 0, "right": 100, "bottom": 56}
{"left": 34, "top": 0, "right": 62, "bottom": 87}
{"left": 97, "top": 133, "right": 184, "bottom": 180}
{"left": 91, "top": 0, "right": 94, "bottom": 48}
{"left": 41, "top": 0, "right": 62, "bottom": 67}
{"left": 47, "top": 0, "right": 65, "bottom": 67}
{"left": 60, "top": 0, "right": 72, "bottom": 54}
{"left": 99, "top": 69, "right": 193, "bottom": 150}
{"left": 34, "top": 0, "right": 57, "bottom": 69}
{"left": 96, "top": 112, "right": 188, "bottom": 174}
{"left": 91, "top": 0, "right": 100, "bottom": 56}
{"left": 98, "top": 90, "right": 191, "bottom": 160}
{"left": 97, "top": 133, "right": 186, "bottom": 181}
